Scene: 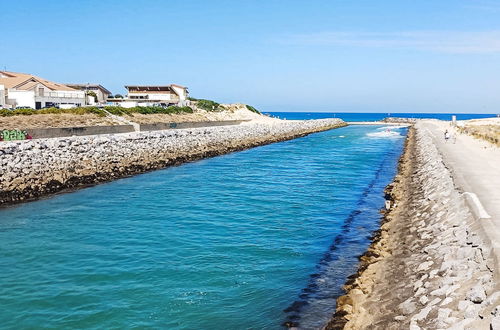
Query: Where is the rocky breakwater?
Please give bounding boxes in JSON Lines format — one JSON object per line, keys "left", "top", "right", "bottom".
{"left": 327, "top": 125, "right": 500, "bottom": 329}
{"left": 0, "top": 119, "right": 345, "bottom": 205}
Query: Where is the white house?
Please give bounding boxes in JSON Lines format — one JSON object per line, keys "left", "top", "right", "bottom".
{"left": 0, "top": 85, "right": 5, "bottom": 108}
{"left": 111, "top": 84, "right": 189, "bottom": 107}
{"left": 66, "top": 83, "right": 112, "bottom": 105}
{"left": 0, "top": 71, "right": 85, "bottom": 109}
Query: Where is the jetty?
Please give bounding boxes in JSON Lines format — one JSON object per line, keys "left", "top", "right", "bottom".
{"left": 328, "top": 119, "right": 500, "bottom": 329}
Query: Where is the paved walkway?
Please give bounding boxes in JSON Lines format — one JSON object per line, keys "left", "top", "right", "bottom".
{"left": 420, "top": 120, "right": 500, "bottom": 275}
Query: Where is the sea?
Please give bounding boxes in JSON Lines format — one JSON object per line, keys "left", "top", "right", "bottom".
{"left": 0, "top": 112, "right": 487, "bottom": 329}
{"left": 266, "top": 112, "right": 497, "bottom": 122}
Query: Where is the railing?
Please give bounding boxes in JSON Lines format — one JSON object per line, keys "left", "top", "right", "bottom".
{"left": 36, "top": 92, "right": 85, "bottom": 99}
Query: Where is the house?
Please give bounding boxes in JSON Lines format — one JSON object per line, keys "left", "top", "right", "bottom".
{"left": 66, "top": 83, "right": 112, "bottom": 105}
{"left": 111, "top": 84, "right": 189, "bottom": 108}
{"left": 0, "top": 71, "right": 85, "bottom": 109}
{"left": 0, "top": 85, "right": 5, "bottom": 108}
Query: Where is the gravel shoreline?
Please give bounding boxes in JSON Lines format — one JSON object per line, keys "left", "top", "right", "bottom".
{"left": 326, "top": 126, "right": 500, "bottom": 329}
{"left": 0, "top": 119, "right": 345, "bottom": 206}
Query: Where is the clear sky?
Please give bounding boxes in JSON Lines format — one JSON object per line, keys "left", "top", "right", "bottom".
{"left": 1, "top": 0, "right": 500, "bottom": 113}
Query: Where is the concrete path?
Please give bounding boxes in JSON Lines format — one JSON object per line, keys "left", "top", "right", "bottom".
{"left": 420, "top": 120, "right": 500, "bottom": 275}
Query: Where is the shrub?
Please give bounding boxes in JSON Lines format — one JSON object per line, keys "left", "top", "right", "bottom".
{"left": 196, "top": 99, "right": 221, "bottom": 111}
{"left": 0, "top": 105, "right": 194, "bottom": 117}
{"left": 0, "top": 107, "right": 107, "bottom": 117}
{"left": 86, "top": 91, "right": 98, "bottom": 103}
{"left": 246, "top": 105, "right": 261, "bottom": 114}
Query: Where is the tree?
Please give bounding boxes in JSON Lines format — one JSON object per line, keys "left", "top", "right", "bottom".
{"left": 86, "top": 91, "right": 98, "bottom": 103}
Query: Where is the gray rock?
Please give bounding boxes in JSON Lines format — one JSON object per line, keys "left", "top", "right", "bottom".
{"left": 417, "top": 260, "right": 434, "bottom": 272}
{"left": 486, "top": 292, "right": 500, "bottom": 306}
{"left": 419, "top": 295, "right": 429, "bottom": 305}
{"left": 409, "top": 321, "right": 421, "bottom": 330}
{"left": 441, "top": 297, "right": 453, "bottom": 306}
{"left": 466, "top": 285, "right": 487, "bottom": 304}
{"left": 437, "top": 308, "right": 452, "bottom": 322}
{"left": 415, "top": 287, "right": 427, "bottom": 297}
{"left": 431, "top": 285, "right": 449, "bottom": 297}
{"left": 458, "top": 300, "right": 473, "bottom": 311}
{"left": 492, "top": 316, "right": 500, "bottom": 330}
{"left": 464, "top": 304, "right": 480, "bottom": 318}
{"left": 411, "top": 305, "right": 433, "bottom": 322}
{"left": 399, "top": 299, "right": 417, "bottom": 315}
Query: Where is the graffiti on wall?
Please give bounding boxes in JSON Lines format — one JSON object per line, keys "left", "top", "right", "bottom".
{"left": 0, "top": 129, "right": 32, "bottom": 141}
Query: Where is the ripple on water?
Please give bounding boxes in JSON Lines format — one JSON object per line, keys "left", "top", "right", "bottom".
{"left": 0, "top": 125, "right": 406, "bottom": 329}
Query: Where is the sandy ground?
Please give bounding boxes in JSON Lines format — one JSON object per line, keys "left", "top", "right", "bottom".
{"left": 458, "top": 117, "right": 500, "bottom": 126}
{"left": 124, "top": 107, "right": 276, "bottom": 124}
{"left": 456, "top": 118, "right": 500, "bottom": 146}
{"left": 0, "top": 114, "right": 120, "bottom": 129}
{"left": 0, "top": 106, "right": 276, "bottom": 129}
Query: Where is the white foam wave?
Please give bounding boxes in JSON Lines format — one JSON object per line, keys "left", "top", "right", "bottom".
{"left": 376, "top": 125, "right": 409, "bottom": 130}
{"left": 366, "top": 131, "right": 403, "bottom": 138}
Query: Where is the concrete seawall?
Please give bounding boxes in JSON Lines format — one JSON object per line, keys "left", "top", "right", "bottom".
{"left": 0, "top": 119, "right": 346, "bottom": 205}
{"left": 139, "top": 120, "right": 248, "bottom": 131}
{"left": 0, "top": 120, "right": 253, "bottom": 140}
{"left": 26, "top": 125, "right": 135, "bottom": 139}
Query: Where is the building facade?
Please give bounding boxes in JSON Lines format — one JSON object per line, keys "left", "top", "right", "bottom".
{"left": 0, "top": 71, "right": 85, "bottom": 109}
{"left": 0, "top": 85, "right": 5, "bottom": 108}
{"left": 111, "top": 84, "right": 189, "bottom": 107}
{"left": 66, "top": 84, "right": 112, "bottom": 105}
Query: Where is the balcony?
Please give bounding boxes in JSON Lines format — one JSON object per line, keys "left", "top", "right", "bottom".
{"left": 36, "top": 91, "right": 85, "bottom": 99}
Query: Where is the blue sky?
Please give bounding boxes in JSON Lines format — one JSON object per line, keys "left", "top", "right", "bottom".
{"left": 1, "top": 0, "right": 500, "bottom": 113}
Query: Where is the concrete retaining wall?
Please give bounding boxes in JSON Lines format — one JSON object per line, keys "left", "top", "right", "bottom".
{"left": 26, "top": 125, "right": 135, "bottom": 139}
{"left": 139, "top": 120, "right": 248, "bottom": 131}
{"left": 1, "top": 120, "right": 250, "bottom": 141}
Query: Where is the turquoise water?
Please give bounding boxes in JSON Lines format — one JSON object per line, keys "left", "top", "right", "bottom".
{"left": 0, "top": 125, "right": 406, "bottom": 329}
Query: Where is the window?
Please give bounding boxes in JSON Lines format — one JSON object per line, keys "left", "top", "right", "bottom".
{"left": 38, "top": 87, "right": 44, "bottom": 96}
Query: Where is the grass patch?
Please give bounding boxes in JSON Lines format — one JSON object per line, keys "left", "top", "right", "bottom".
{"left": 458, "top": 125, "right": 500, "bottom": 146}
{"left": 0, "top": 106, "right": 194, "bottom": 117}
{"left": 0, "top": 107, "right": 106, "bottom": 117}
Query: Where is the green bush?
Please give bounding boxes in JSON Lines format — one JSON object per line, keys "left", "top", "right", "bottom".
{"left": 106, "top": 106, "right": 194, "bottom": 115}
{"left": 246, "top": 105, "right": 261, "bottom": 114}
{"left": 196, "top": 99, "right": 221, "bottom": 111}
{"left": 86, "top": 91, "right": 98, "bottom": 103}
{"left": 0, "top": 105, "right": 194, "bottom": 117}
{"left": 0, "top": 107, "right": 107, "bottom": 117}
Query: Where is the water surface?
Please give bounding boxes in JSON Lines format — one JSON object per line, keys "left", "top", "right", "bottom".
{"left": 267, "top": 111, "right": 496, "bottom": 121}
{"left": 0, "top": 125, "right": 406, "bottom": 329}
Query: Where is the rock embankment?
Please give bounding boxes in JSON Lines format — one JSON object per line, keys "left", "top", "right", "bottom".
{"left": 327, "top": 125, "right": 500, "bottom": 329}
{"left": 382, "top": 117, "right": 418, "bottom": 124}
{"left": 0, "top": 119, "right": 345, "bottom": 205}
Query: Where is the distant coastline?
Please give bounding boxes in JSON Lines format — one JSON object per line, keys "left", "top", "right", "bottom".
{"left": 266, "top": 112, "right": 498, "bottom": 122}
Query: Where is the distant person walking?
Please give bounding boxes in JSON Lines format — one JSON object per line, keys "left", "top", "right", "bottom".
{"left": 444, "top": 130, "right": 450, "bottom": 143}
